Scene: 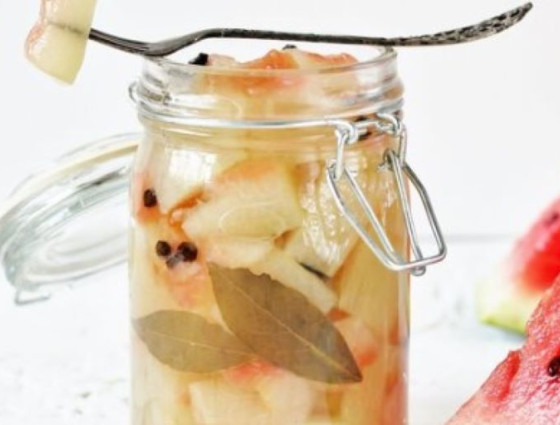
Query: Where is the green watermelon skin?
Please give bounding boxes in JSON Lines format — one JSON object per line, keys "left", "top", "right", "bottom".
{"left": 448, "top": 277, "right": 560, "bottom": 424}
{"left": 477, "top": 198, "right": 560, "bottom": 333}
{"left": 476, "top": 270, "right": 542, "bottom": 334}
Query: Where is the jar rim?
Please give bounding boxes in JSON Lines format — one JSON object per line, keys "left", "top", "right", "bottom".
{"left": 134, "top": 44, "right": 403, "bottom": 123}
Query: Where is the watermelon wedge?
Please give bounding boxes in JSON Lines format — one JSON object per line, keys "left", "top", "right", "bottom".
{"left": 477, "top": 197, "right": 560, "bottom": 333}
{"left": 448, "top": 276, "right": 560, "bottom": 425}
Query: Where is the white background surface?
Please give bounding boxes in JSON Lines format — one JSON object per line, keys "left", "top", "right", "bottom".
{"left": 0, "top": 0, "right": 558, "bottom": 424}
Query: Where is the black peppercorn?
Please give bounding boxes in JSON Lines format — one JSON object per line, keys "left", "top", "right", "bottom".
{"left": 155, "top": 240, "right": 172, "bottom": 257}
{"left": 282, "top": 44, "right": 297, "bottom": 50}
{"left": 189, "top": 53, "right": 209, "bottom": 66}
{"left": 143, "top": 189, "right": 158, "bottom": 208}
{"left": 164, "top": 242, "right": 199, "bottom": 269}
{"left": 176, "top": 242, "right": 198, "bottom": 262}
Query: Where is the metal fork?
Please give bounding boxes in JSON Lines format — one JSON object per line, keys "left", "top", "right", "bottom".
{"left": 89, "top": 3, "right": 532, "bottom": 57}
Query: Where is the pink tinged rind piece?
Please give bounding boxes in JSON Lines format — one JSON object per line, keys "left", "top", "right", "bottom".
{"left": 25, "top": 23, "right": 88, "bottom": 84}
{"left": 182, "top": 160, "right": 304, "bottom": 241}
{"left": 25, "top": 0, "right": 98, "bottom": 83}
{"left": 249, "top": 248, "right": 337, "bottom": 314}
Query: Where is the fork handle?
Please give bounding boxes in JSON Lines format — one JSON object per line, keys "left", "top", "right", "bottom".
{"left": 89, "top": 2, "right": 532, "bottom": 57}
{"left": 89, "top": 29, "right": 150, "bottom": 55}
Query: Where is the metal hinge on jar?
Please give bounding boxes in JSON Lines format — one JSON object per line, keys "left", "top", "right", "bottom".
{"left": 326, "top": 114, "right": 447, "bottom": 276}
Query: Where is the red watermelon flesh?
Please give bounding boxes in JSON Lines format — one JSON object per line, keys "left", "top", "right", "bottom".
{"left": 477, "top": 198, "right": 560, "bottom": 333}
{"left": 448, "top": 277, "right": 560, "bottom": 425}
{"left": 510, "top": 199, "right": 560, "bottom": 291}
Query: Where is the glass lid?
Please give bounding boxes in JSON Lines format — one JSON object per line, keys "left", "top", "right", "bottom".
{"left": 0, "top": 134, "right": 138, "bottom": 304}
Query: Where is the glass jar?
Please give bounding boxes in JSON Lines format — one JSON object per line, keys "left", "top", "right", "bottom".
{"left": 128, "top": 45, "right": 438, "bottom": 425}
{"left": 0, "top": 43, "right": 445, "bottom": 425}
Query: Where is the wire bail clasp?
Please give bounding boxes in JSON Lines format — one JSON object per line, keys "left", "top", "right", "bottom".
{"left": 326, "top": 114, "right": 446, "bottom": 276}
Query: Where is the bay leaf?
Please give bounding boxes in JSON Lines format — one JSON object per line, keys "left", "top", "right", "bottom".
{"left": 209, "top": 265, "right": 362, "bottom": 384}
{"left": 134, "top": 310, "right": 254, "bottom": 373}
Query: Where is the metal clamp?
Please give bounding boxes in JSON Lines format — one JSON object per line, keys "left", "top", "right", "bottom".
{"left": 326, "top": 114, "right": 446, "bottom": 276}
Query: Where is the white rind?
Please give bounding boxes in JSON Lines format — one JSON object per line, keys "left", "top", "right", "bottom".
{"left": 284, "top": 156, "right": 368, "bottom": 277}
{"left": 26, "top": 0, "right": 98, "bottom": 83}
{"left": 204, "top": 239, "right": 274, "bottom": 269}
{"left": 43, "top": 0, "right": 98, "bottom": 33}
{"left": 26, "top": 24, "right": 87, "bottom": 84}
{"left": 250, "top": 249, "right": 337, "bottom": 313}
{"left": 183, "top": 163, "right": 303, "bottom": 240}
{"left": 189, "top": 379, "right": 268, "bottom": 425}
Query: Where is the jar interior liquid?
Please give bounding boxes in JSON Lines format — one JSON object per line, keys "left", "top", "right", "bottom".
{"left": 129, "top": 46, "right": 409, "bottom": 425}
